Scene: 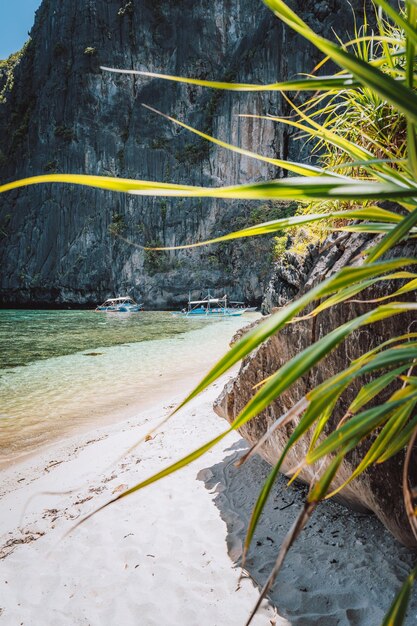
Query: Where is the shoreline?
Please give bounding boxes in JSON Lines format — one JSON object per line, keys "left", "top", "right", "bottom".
{"left": 0, "top": 368, "right": 211, "bottom": 472}
{"left": 1, "top": 313, "right": 256, "bottom": 468}
{"left": 1, "top": 372, "right": 417, "bottom": 624}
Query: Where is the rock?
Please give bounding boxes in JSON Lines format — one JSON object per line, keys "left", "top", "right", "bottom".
{"left": 261, "top": 241, "right": 319, "bottom": 313}
{"left": 0, "top": 0, "right": 374, "bottom": 308}
{"left": 214, "top": 233, "right": 417, "bottom": 547}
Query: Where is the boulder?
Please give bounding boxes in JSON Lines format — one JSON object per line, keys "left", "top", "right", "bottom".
{"left": 214, "top": 233, "right": 417, "bottom": 547}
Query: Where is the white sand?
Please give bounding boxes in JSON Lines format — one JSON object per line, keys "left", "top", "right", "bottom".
{"left": 0, "top": 377, "right": 280, "bottom": 626}
{"left": 1, "top": 376, "right": 417, "bottom": 626}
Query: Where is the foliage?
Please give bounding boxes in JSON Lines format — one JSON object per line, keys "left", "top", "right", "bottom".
{"left": 273, "top": 234, "right": 287, "bottom": 260}
{"left": 9, "top": 106, "right": 32, "bottom": 149}
{"left": 175, "top": 140, "right": 209, "bottom": 164}
{"left": 108, "top": 212, "right": 126, "bottom": 236}
{"left": 159, "top": 200, "right": 167, "bottom": 220}
{"left": 143, "top": 239, "right": 169, "bottom": 275}
{"left": 289, "top": 10, "right": 410, "bottom": 247}
{"left": 0, "top": 41, "right": 29, "bottom": 104}
{"left": 3, "top": 1, "right": 417, "bottom": 624}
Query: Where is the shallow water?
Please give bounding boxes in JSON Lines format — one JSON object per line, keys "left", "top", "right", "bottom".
{"left": 1, "top": 309, "right": 254, "bottom": 465}
{"left": 0, "top": 309, "right": 208, "bottom": 369}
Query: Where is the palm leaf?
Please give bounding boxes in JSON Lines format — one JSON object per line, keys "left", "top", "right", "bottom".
{"left": 381, "top": 565, "right": 417, "bottom": 626}
{"left": 263, "top": 0, "right": 417, "bottom": 124}
{"left": 3, "top": 173, "right": 417, "bottom": 202}
{"left": 101, "top": 65, "right": 359, "bottom": 91}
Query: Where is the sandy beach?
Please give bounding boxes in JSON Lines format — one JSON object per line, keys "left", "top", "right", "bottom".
{"left": 1, "top": 374, "right": 417, "bottom": 626}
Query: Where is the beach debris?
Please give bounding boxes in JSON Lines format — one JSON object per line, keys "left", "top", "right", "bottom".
{"left": 112, "top": 483, "right": 128, "bottom": 494}
{"left": 88, "top": 485, "right": 105, "bottom": 494}
{"left": 0, "top": 531, "right": 45, "bottom": 560}
{"left": 44, "top": 459, "right": 64, "bottom": 472}
{"left": 145, "top": 434, "right": 153, "bottom": 442}
{"left": 73, "top": 495, "right": 94, "bottom": 506}
{"left": 102, "top": 473, "right": 117, "bottom": 483}
{"left": 83, "top": 352, "right": 104, "bottom": 356}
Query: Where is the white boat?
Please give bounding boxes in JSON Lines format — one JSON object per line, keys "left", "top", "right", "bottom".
{"left": 177, "top": 293, "right": 246, "bottom": 318}
{"left": 229, "top": 301, "right": 258, "bottom": 313}
{"left": 95, "top": 296, "right": 144, "bottom": 313}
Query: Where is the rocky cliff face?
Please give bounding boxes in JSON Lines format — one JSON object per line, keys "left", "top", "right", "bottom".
{"left": 0, "top": 0, "right": 370, "bottom": 307}
{"left": 215, "top": 234, "right": 417, "bottom": 547}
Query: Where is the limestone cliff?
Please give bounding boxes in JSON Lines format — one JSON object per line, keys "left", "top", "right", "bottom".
{"left": 0, "top": 0, "right": 370, "bottom": 307}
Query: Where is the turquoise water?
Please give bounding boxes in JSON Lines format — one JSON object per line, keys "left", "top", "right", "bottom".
{"left": 0, "top": 309, "right": 207, "bottom": 369}
{"left": 1, "top": 309, "right": 253, "bottom": 465}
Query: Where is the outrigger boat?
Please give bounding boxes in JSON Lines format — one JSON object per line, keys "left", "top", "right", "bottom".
{"left": 95, "top": 296, "right": 144, "bottom": 313}
{"left": 178, "top": 293, "right": 247, "bottom": 318}
{"left": 229, "top": 301, "right": 258, "bottom": 313}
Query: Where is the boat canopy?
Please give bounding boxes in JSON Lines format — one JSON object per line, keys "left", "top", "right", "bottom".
{"left": 107, "top": 297, "right": 133, "bottom": 302}
{"left": 100, "top": 297, "right": 136, "bottom": 305}
{"left": 189, "top": 298, "right": 225, "bottom": 305}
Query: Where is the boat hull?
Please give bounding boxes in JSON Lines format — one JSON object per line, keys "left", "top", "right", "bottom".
{"left": 177, "top": 310, "right": 245, "bottom": 319}
{"left": 95, "top": 305, "right": 143, "bottom": 313}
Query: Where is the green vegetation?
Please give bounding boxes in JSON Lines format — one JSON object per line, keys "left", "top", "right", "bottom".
{"left": 287, "top": 10, "right": 410, "bottom": 253}
{"left": 143, "top": 239, "right": 169, "bottom": 275}
{"left": 175, "top": 140, "right": 209, "bottom": 164}
{"left": 272, "top": 234, "right": 287, "bottom": 260}
{"left": 0, "top": 41, "right": 29, "bottom": 104}
{"left": 108, "top": 212, "right": 126, "bottom": 236}
{"left": 159, "top": 200, "right": 167, "bottom": 221}
{"left": 3, "top": 1, "right": 417, "bottom": 623}
{"left": 10, "top": 106, "right": 32, "bottom": 148}
{"left": 248, "top": 201, "right": 296, "bottom": 226}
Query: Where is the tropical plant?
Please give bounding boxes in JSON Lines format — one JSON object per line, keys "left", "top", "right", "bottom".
{"left": 2, "top": 0, "right": 417, "bottom": 623}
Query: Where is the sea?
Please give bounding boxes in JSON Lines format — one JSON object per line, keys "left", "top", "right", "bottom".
{"left": 0, "top": 309, "right": 254, "bottom": 466}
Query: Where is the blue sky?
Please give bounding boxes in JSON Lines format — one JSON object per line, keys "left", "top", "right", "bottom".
{"left": 0, "top": 0, "right": 42, "bottom": 59}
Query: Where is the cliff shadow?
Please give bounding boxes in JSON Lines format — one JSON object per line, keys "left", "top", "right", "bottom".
{"left": 197, "top": 439, "right": 417, "bottom": 626}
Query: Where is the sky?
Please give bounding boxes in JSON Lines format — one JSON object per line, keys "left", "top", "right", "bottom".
{"left": 0, "top": 0, "right": 42, "bottom": 59}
